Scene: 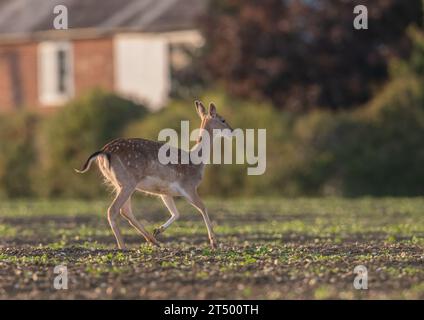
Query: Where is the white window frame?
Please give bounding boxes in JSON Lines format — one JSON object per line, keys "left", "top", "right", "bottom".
{"left": 38, "top": 41, "right": 74, "bottom": 106}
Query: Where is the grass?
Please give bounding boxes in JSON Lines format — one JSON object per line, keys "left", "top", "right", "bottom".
{"left": 0, "top": 197, "right": 423, "bottom": 299}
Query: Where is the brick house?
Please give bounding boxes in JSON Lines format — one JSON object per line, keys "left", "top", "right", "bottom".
{"left": 0, "top": 0, "right": 206, "bottom": 112}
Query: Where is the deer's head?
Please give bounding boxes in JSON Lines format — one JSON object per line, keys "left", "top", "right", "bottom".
{"left": 195, "top": 101, "right": 233, "bottom": 140}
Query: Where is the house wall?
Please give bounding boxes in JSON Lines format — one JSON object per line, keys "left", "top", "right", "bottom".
{"left": 0, "top": 37, "right": 114, "bottom": 112}
{"left": 0, "top": 43, "right": 38, "bottom": 112}
{"left": 113, "top": 30, "right": 202, "bottom": 110}
{"left": 73, "top": 37, "right": 114, "bottom": 96}
{"left": 0, "top": 30, "right": 202, "bottom": 113}
{"left": 114, "top": 33, "right": 170, "bottom": 110}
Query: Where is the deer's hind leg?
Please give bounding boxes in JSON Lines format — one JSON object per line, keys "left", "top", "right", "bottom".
{"left": 120, "top": 197, "right": 159, "bottom": 246}
{"left": 107, "top": 186, "right": 135, "bottom": 249}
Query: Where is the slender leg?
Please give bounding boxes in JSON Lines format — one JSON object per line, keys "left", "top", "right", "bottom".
{"left": 153, "top": 195, "right": 180, "bottom": 237}
{"left": 107, "top": 187, "right": 134, "bottom": 249}
{"left": 120, "top": 197, "right": 159, "bottom": 246}
{"left": 183, "top": 190, "right": 217, "bottom": 249}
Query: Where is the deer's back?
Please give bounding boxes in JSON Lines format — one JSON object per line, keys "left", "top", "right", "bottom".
{"left": 100, "top": 138, "right": 203, "bottom": 191}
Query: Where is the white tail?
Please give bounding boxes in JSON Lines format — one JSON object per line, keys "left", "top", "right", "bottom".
{"left": 76, "top": 101, "right": 233, "bottom": 249}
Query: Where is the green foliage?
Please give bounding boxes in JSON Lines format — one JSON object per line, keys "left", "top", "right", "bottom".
{"left": 40, "top": 90, "right": 147, "bottom": 198}
{"left": 290, "top": 74, "right": 424, "bottom": 196}
{"left": 273, "top": 28, "right": 424, "bottom": 196}
{"left": 404, "top": 26, "right": 424, "bottom": 76}
{"left": 0, "top": 113, "right": 38, "bottom": 198}
{"left": 1, "top": 76, "right": 424, "bottom": 198}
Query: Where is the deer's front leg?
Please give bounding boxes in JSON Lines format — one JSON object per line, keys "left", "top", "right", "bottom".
{"left": 184, "top": 190, "right": 217, "bottom": 249}
{"left": 154, "top": 195, "right": 180, "bottom": 237}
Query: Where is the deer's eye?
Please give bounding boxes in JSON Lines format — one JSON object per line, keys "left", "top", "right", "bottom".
{"left": 222, "top": 119, "right": 226, "bottom": 123}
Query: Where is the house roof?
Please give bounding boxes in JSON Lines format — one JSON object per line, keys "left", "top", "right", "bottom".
{"left": 0, "top": 0, "right": 207, "bottom": 40}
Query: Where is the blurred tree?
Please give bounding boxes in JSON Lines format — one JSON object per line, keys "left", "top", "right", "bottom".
{"left": 202, "top": 0, "right": 423, "bottom": 111}
{"left": 401, "top": 26, "right": 424, "bottom": 76}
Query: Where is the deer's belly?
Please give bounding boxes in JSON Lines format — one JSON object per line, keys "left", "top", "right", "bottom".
{"left": 136, "top": 176, "right": 181, "bottom": 196}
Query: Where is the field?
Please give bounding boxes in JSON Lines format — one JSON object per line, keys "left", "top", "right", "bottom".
{"left": 0, "top": 197, "right": 423, "bottom": 299}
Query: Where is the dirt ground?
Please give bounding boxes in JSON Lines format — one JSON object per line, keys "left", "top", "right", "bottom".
{"left": 0, "top": 198, "right": 423, "bottom": 299}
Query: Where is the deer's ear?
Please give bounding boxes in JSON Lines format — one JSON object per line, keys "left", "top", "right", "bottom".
{"left": 209, "top": 103, "right": 217, "bottom": 117}
{"left": 195, "top": 100, "right": 207, "bottom": 118}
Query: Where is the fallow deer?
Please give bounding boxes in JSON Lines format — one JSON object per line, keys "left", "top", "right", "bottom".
{"left": 76, "top": 101, "right": 233, "bottom": 249}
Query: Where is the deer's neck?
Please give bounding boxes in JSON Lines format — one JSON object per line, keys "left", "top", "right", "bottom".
{"left": 189, "top": 123, "right": 214, "bottom": 170}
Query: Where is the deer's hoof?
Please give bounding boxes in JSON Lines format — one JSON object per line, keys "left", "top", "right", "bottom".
{"left": 210, "top": 240, "right": 218, "bottom": 250}
{"left": 153, "top": 227, "right": 163, "bottom": 238}
{"left": 148, "top": 237, "right": 160, "bottom": 247}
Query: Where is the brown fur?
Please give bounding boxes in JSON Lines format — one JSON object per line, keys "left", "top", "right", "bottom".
{"left": 77, "top": 101, "right": 233, "bottom": 250}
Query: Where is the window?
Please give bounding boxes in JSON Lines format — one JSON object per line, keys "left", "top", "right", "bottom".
{"left": 57, "top": 48, "right": 68, "bottom": 94}
{"left": 38, "top": 41, "right": 74, "bottom": 106}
